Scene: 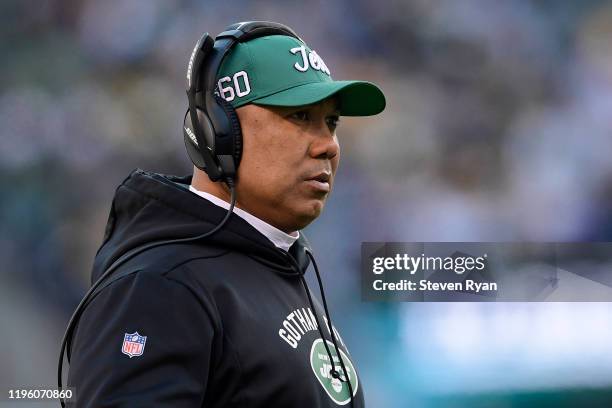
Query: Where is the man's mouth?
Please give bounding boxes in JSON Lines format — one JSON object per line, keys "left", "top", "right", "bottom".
{"left": 305, "top": 171, "right": 331, "bottom": 193}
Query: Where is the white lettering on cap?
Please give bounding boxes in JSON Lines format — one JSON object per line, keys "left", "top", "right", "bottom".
{"left": 290, "top": 45, "right": 331, "bottom": 76}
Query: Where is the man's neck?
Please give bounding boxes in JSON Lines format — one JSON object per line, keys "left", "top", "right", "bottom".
{"left": 191, "top": 170, "right": 233, "bottom": 202}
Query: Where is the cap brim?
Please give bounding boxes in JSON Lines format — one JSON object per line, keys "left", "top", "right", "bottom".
{"left": 251, "top": 80, "right": 385, "bottom": 116}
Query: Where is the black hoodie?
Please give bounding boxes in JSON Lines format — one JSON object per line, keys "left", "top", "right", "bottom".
{"left": 66, "top": 169, "right": 364, "bottom": 407}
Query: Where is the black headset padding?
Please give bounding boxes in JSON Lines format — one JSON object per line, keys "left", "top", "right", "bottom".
{"left": 216, "top": 96, "right": 243, "bottom": 167}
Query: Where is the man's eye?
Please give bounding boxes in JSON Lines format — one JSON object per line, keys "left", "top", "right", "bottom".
{"left": 327, "top": 116, "right": 340, "bottom": 128}
{"left": 291, "top": 111, "right": 309, "bottom": 121}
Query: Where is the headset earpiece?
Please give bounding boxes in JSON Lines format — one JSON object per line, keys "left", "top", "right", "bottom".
{"left": 183, "top": 107, "right": 225, "bottom": 179}
{"left": 216, "top": 96, "right": 243, "bottom": 170}
{"left": 183, "top": 109, "right": 206, "bottom": 171}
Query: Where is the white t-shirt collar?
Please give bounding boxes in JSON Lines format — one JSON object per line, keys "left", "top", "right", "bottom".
{"left": 188, "top": 185, "right": 299, "bottom": 252}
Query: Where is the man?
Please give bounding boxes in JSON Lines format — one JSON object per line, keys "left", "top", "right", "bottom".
{"left": 66, "top": 22, "right": 385, "bottom": 407}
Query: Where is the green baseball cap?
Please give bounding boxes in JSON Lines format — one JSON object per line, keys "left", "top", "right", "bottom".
{"left": 215, "top": 35, "right": 386, "bottom": 116}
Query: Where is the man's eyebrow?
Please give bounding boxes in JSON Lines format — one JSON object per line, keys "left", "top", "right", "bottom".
{"left": 284, "top": 101, "right": 339, "bottom": 114}
{"left": 331, "top": 102, "right": 341, "bottom": 114}
{"left": 326, "top": 101, "right": 340, "bottom": 115}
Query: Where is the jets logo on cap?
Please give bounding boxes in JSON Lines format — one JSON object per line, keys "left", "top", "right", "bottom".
{"left": 290, "top": 45, "right": 331, "bottom": 76}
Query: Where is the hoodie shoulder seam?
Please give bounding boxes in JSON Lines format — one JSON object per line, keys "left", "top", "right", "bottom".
{"left": 121, "top": 183, "right": 219, "bottom": 223}
{"left": 85, "top": 251, "right": 231, "bottom": 315}
{"left": 159, "top": 250, "right": 231, "bottom": 278}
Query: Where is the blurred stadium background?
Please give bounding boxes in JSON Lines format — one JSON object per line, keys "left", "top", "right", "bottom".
{"left": 2, "top": 0, "right": 612, "bottom": 406}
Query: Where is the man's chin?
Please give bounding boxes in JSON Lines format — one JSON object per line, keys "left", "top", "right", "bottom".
{"left": 289, "top": 202, "right": 325, "bottom": 230}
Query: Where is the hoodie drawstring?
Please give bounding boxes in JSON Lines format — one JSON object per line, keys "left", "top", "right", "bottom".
{"left": 304, "top": 250, "right": 355, "bottom": 408}
{"left": 281, "top": 249, "right": 355, "bottom": 407}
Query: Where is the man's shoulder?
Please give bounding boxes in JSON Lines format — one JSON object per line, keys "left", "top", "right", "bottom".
{"left": 94, "top": 240, "right": 227, "bottom": 279}
{"left": 82, "top": 243, "right": 232, "bottom": 330}
{"left": 89, "top": 239, "right": 274, "bottom": 312}
{"left": 128, "top": 241, "right": 231, "bottom": 275}
{"left": 88, "top": 242, "right": 231, "bottom": 304}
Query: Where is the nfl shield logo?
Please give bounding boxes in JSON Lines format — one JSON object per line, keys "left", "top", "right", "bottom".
{"left": 122, "top": 331, "right": 147, "bottom": 358}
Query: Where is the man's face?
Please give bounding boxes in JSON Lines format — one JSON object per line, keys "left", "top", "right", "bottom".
{"left": 234, "top": 97, "right": 341, "bottom": 233}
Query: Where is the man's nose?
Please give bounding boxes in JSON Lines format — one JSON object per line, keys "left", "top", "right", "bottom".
{"left": 308, "top": 122, "right": 339, "bottom": 160}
